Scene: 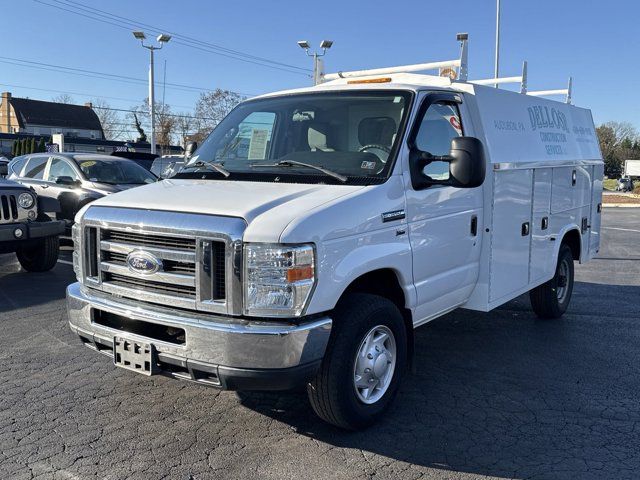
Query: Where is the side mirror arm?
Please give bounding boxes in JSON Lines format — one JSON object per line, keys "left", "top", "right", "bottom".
{"left": 408, "top": 149, "right": 453, "bottom": 190}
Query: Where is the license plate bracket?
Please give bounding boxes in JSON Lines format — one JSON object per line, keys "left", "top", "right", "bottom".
{"left": 113, "top": 337, "right": 157, "bottom": 376}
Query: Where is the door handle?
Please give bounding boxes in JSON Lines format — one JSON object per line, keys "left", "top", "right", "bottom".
{"left": 541, "top": 217, "right": 549, "bottom": 230}
{"left": 521, "top": 222, "right": 530, "bottom": 236}
{"left": 470, "top": 215, "right": 478, "bottom": 236}
{"left": 40, "top": 184, "right": 49, "bottom": 189}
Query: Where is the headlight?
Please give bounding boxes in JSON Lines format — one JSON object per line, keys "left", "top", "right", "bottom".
{"left": 244, "top": 244, "right": 315, "bottom": 317}
{"left": 18, "top": 192, "right": 35, "bottom": 209}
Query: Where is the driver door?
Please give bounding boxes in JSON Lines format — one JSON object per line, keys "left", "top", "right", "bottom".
{"left": 404, "top": 92, "right": 483, "bottom": 325}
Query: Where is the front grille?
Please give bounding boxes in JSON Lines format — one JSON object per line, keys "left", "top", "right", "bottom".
{"left": 90, "top": 227, "right": 227, "bottom": 311}
{"left": 0, "top": 194, "right": 19, "bottom": 222}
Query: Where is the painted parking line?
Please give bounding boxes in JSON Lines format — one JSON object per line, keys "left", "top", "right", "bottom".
{"left": 602, "top": 226, "right": 640, "bottom": 234}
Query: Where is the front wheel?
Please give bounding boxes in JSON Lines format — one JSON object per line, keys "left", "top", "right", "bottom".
{"left": 307, "top": 293, "right": 408, "bottom": 430}
{"left": 529, "top": 244, "right": 574, "bottom": 319}
{"left": 16, "top": 235, "right": 60, "bottom": 272}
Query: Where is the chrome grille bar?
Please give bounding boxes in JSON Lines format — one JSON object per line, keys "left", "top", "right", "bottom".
{"left": 100, "top": 240, "right": 196, "bottom": 263}
{"left": 100, "top": 261, "right": 196, "bottom": 287}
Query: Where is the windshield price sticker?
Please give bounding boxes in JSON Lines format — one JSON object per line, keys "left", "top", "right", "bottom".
{"left": 248, "top": 129, "right": 269, "bottom": 160}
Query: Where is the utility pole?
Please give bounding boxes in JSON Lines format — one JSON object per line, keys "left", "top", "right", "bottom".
{"left": 494, "top": 0, "right": 501, "bottom": 88}
{"left": 132, "top": 31, "right": 171, "bottom": 154}
{"left": 297, "top": 40, "right": 334, "bottom": 85}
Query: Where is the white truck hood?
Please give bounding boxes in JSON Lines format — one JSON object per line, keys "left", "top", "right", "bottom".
{"left": 88, "top": 179, "right": 365, "bottom": 242}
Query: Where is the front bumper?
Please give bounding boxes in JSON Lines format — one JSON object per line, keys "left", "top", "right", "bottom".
{"left": 0, "top": 219, "right": 65, "bottom": 243}
{"left": 66, "top": 282, "right": 332, "bottom": 390}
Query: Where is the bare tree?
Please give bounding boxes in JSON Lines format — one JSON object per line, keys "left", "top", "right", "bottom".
{"left": 192, "top": 89, "right": 244, "bottom": 143}
{"left": 131, "top": 99, "right": 176, "bottom": 153}
{"left": 175, "top": 114, "right": 195, "bottom": 148}
{"left": 90, "top": 99, "right": 127, "bottom": 140}
{"left": 604, "top": 121, "right": 638, "bottom": 143}
{"left": 52, "top": 93, "right": 75, "bottom": 104}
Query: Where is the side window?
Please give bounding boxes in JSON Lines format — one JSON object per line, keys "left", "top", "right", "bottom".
{"left": 22, "top": 156, "right": 49, "bottom": 180}
{"left": 47, "top": 158, "right": 79, "bottom": 182}
{"left": 9, "top": 156, "right": 27, "bottom": 175}
{"left": 213, "top": 111, "right": 276, "bottom": 162}
{"left": 414, "top": 102, "right": 463, "bottom": 180}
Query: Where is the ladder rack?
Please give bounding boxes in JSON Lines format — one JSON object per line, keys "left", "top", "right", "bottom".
{"left": 319, "top": 34, "right": 573, "bottom": 104}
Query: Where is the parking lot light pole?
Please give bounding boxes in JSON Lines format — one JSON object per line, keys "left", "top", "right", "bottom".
{"left": 132, "top": 31, "right": 171, "bottom": 155}
{"left": 297, "top": 40, "right": 333, "bottom": 85}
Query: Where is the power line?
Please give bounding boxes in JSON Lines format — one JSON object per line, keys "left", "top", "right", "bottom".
{"left": 54, "top": 0, "right": 311, "bottom": 74}
{"left": 34, "top": 0, "right": 311, "bottom": 76}
{"left": 60, "top": 0, "right": 310, "bottom": 72}
{"left": 0, "top": 82, "right": 185, "bottom": 107}
{"left": 92, "top": 106, "right": 218, "bottom": 122}
{"left": 0, "top": 55, "right": 253, "bottom": 96}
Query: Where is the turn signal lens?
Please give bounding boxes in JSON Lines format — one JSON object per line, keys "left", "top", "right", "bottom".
{"left": 286, "top": 265, "right": 314, "bottom": 283}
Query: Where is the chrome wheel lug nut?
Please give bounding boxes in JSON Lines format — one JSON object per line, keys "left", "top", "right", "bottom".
{"left": 364, "top": 368, "right": 371, "bottom": 373}
{"left": 367, "top": 353, "right": 373, "bottom": 359}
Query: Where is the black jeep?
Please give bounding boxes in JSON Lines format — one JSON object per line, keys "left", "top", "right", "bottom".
{"left": 0, "top": 178, "right": 65, "bottom": 271}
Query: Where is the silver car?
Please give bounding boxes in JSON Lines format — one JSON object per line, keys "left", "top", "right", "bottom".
{"left": 8, "top": 153, "right": 157, "bottom": 229}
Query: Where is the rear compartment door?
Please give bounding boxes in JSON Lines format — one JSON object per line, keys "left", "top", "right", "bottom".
{"left": 529, "top": 168, "right": 553, "bottom": 284}
{"left": 489, "top": 168, "right": 533, "bottom": 303}
{"left": 588, "top": 164, "right": 604, "bottom": 258}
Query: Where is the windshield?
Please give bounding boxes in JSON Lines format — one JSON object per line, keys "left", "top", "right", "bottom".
{"left": 181, "top": 91, "right": 412, "bottom": 183}
{"left": 76, "top": 159, "right": 156, "bottom": 185}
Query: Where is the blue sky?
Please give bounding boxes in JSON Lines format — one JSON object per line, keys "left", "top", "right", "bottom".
{"left": 1, "top": 0, "right": 638, "bottom": 134}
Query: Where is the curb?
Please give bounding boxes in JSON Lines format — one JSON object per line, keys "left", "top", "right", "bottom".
{"left": 602, "top": 204, "right": 640, "bottom": 208}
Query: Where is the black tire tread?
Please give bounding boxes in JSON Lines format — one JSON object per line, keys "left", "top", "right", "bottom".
{"left": 307, "top": 293, "right": 406, "bottom": 430}
{"left": 530, "top": 244, "right": 574, "bottom": 319}
{"left": 16, "top": 235, "right": 60, "bottom": 272}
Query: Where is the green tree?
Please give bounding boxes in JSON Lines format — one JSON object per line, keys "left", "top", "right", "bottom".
{"left": 37, "top": 137, "right": 46, "bottom": 152}
{"left": 20, "top": 138, "right": 27, "bottom": 155}
{"left": 596, "top": 125, "right": 619, "bottom": 176}
{"left": 11, "top": 140, "right": 17, "bottom": 156}
{"left": 29, "top": 137, "right": 36, "bottom": 154}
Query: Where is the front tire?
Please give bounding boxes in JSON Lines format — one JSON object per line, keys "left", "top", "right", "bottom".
{"left": 16, "top": 235, "right": 60, "bottom": 272}
{"left": 307, "top": 293, "right": 408, "bottom": 430}
{"left": 529, "top": 244, "right": 574, "bottom": 319}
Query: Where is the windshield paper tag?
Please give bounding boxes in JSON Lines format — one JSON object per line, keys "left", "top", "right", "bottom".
{"left": 248, "top": 129, "right": 269, "bottom": 160}
{"left": 361, "top": 160, "right": 376, "bottom": 170}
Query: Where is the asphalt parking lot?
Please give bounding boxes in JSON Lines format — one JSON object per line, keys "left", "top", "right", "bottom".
{"left": 1, "top": 209, "right": 639, "bottom": 480}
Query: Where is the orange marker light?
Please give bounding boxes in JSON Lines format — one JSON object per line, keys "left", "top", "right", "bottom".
{"left": 287, "top": 265, "right": 314, "bottom": 282}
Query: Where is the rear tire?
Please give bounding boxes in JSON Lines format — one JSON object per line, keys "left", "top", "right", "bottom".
{"left": 529, "top": 244, "right": 574, "bottom": 319}
{"left": 16, "top": 235, "right": 60, "bottom": 272}
{"left": 307, "top": 293, "right": 408, "bottom": 430}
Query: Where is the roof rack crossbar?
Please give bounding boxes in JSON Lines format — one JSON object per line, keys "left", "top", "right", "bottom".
{"left": 528, "top": 77, "right": 573, "bottom": 104}
{"left": 323, "top": 59, "right": 461, "bottom": 81}
{"left": 322, "top": 32, "right": 469, "bottom": 83}
{"left": 470, "top": 61, "right": 528, "bottom": 93}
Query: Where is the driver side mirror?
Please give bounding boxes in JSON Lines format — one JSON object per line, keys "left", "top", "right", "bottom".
{"left": 409, "top": 136, "right": 486, "bottom": 190}
{"left": 185, "top": 141, "right": 197, "bottom": 159}
{"left": 56, "top": 176, "right": 80, "bottom": 187}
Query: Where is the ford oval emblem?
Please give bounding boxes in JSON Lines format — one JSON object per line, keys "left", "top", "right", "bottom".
{"left": 126, "top": 250, "right": 162, "bottom": 275}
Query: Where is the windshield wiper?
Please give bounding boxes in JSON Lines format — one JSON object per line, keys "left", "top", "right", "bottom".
{"left": 251, "top": 160, "right": 347, "bottom": 183}
{"left": 181, "top": 161, "right": 230, "bottom": 177}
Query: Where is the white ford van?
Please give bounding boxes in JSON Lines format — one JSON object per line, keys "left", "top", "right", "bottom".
{"left": 67, "top": 39, "right": 603, "bottom": 429}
